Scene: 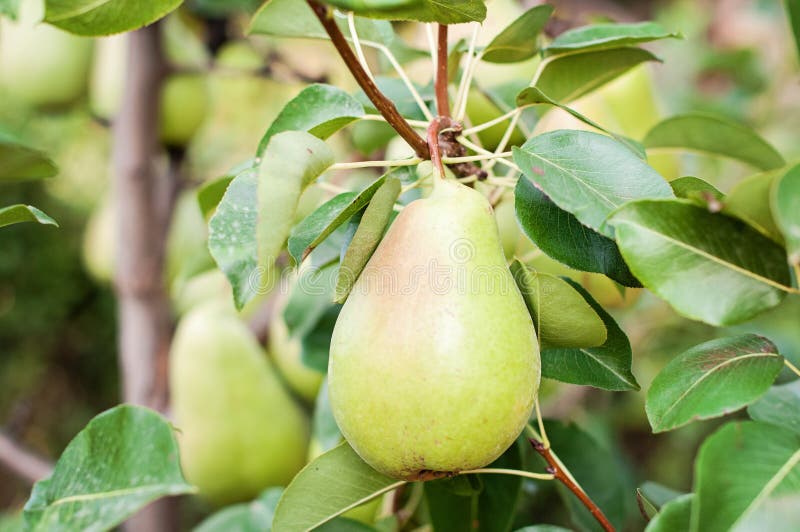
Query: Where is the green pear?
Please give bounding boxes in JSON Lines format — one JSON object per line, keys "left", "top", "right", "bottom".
{"left": 166, "top": 190, "right": 215, "bottom": 287}
{"left": 82, "top": 196, "right": 115, "bottom": 284}
{"left": 170, "top": 303, "right": 310, "bottom": 505}
{"left": 159, "top": 74, "right": 210, "bottom": 147}
{"left": 465, "top": 88, "right": 525, "bottom": 151}
{"left": 329, "top": 178, "right": 540, "bottom": 480}
{"left": 89, "top": 34, "right": 127, "bottom": 122}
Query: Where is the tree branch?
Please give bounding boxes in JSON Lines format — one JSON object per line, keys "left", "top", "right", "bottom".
{"left": 529, "top": 438, "right": 615, "bottom": 532}
{"left": 307, "top": 0, "right": 429, "bottom": 158}
{"left": 0, "top": 432, "right": 52, "bottom": 484}
{"left": 435, "top": 24, "right": 450, "bottom": 117}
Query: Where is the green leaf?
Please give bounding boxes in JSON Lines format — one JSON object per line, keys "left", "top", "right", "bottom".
{"left": 645, "top": 334, "right": 783, "bottom": 433}
{"left": 301, "top": 304, "right": 341, "bottom": 372}
{"left": 257, "top": 84, "right": 365, "bottom": 157}
{"left": 359, "top": 0, "right": 486, "bottom": 23}
{"left": 284, "top": 263, "right": 339, "bottom": 339}
{"left": 535, "top": 47, "right": 660, "bottom": 103}
{"left": 513, "top": 130, "right": 673, "bottom": 238}
{"left": 643, "top": 113, "right": 785, "bottom": 171}
{"left": 355, "top": 76, "right": 433, "bottom": 121}
{"left": 249, "top": 0, "right": 395, "bottom": 43}
{"left": 638, "top": 481, "right": 685, "bottom": 511}
{"left": 198, "top": 159, "right": 256, "bottom": 219}
{"left": 514, "top": 527, "right": 573, "bottom": 532}
{"left": 545, "top": 22, "right": 681, "bottom": 55}
{"left": 288, "top": 176, "right": 389, "bottom": 265}
{"left": 732, "top": 494, "right": 800, "bottom": 531}
{"left": 311, "top": 380, "right": 343, "bottom": 453}
{"left": 748, "top": 380, "right": 800, "bottom": 436}
{"left": 540, "top": 280, "right": 639, "bottom": 391}
{"left": 426, "top": 439, "right": 524, "bottom": 532}
{"left": 692, "top": 421, "right": 800, "bottom": 532}
{"left": 0, "top": 140, "right": 57, "bottom": 181}
{"left": 514, "top": 177, "right": 640, "bottom": 287}
{"left": 322, "top": 0, "right": 421, "bottom": 17}
{"left": 257, "top": 131, "right": 335, "bottom": 278}
{"left": 0, "top": 205, "right": 57, "bottom": 229}
{"left": 787, "top": 0, "right": 800, "bottom": 61}
{"left": 44, "top": 0, "right": 181, "bottom": 35}
{"left": 771, "top": 163, "right": 800, "bottom": 264}
{"left": 670, "top": 176, "right": 724, "bottom": 206}
{"left": 335, "top": 177, "right": 400, "bottom": 303}
{"left": 272, "top": 442, "right": 404, "bottom": 531}
{"left": 0, "top": 0, "right": 21, "bottom": 19}
{"left": 194, "top": 488, "right": 282, "bottom": 532}
{"left": 724, "top": 170, "right": 783, "bottom": 244}
{"left": 23, "top": 405, "right": 194, "bottom": 531}
{"left": 510, "top": 260, "right": 607, "bottom": 349}
{"left": 607, "top": 199, "right": 791, "bottom": 326}
{"left": 645, "top": 494, "right": 694, "bottom": 532}
{"left": 481, "top": 4, "right": 553, "bottom": 63}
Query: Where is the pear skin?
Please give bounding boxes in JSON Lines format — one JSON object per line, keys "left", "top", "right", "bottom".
{"left": 329, "top": 178, "right": 540, "bottom": 480}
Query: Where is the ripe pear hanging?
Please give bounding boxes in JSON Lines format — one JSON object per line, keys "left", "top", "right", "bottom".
{"left": 329, "top": 177, "right": 540, "bottom": 480}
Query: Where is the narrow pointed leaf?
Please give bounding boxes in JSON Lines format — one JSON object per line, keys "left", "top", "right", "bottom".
{"left": 511, "top": 260, "right": 607, "bottom": 349}
{"left": 272, "top": 442, "right": 404, "bottom": 531}
{"left": 23, "top": 405, "right": 193, "bottom": 531}
{"left": 645, "top": 494, "right": 693, "bottom": 532}
{"left": 535, "top": 47, "right": 659, "bottom": 103}
{"left": 692, "top": 421, "right": 800, "bottom": 532}
{"left": 540, "top": 279, "right": 639, "bottom": 391}
{"left": 646, "top": 334, "right": 783, "bottom": 432}
{"left": 0, "top": 205, "right": 57, "bottom": 229}
{"left": 545, "top": 22, "right": 681, "bottom": 55}
{"left": 514, "top": 177, "right": 640, "bottom": 287}
{"left": 0, "top": 140, "right": 57, "bottom": 181}
{"left": 44, "top": 0, "right": 182, "bottom": 35}
{"left": 607, "top": 199, "right": 791, "bottom": 326}
{"left": 257, "top": 131, "right": 334, "bottom": 274}
{"left": 513, "top": 130, "right": 673, "bottom": 237}
{"left": 481, "top": 5, "right": 553, "bottom": 63}
{"left": 772, "top": 163, "right": 800, "bottom": 264}
{"left": 257, "top": 84, "right": 365, "bottom": 157}
{"left": 748, "top": 380, "right": 800, "bottom": 436}
{"left": 335, "top": 177, "right": 401, "bottom": 303}
{"left": 643, "top": 113, "right": 785, "bottom": 171}
{"left": 287, "top": 176, "right": 388, "bottom": 265}
{"left": 723, "top": 170, "right": 783, "bottom": 243}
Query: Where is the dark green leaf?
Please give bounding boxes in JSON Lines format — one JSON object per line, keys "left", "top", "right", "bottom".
{"left": 361, "top": 0, "right": 486, "bottom": 23}
{"left": 514, "top": 527, "right": 573, "bottom": 532}
{"left": 23, "top": 405, "right": 193, "bottom": 531}
{"left": 787, "top": 0, "right": 800, "bottom": 60}
{"left": 607, "top": 199, "right": 791, "bottom": 326}
{"left": 748, "top": 380, "right": 800, "bottom": 436}
{"left": 535, "top": 47, "right": 659, "bottom": 103}
{"left": 545, "top": 22, "right": 681, "bottom": 55}
{"left": 257, "top": 131, "right": 335, "bottom": 280}
{"left": 646, "top": 334, "right": 783, "bottom": 432}
{"left": 335, "top": 177, "right": 400, "bottom": 302}
{"left": 643, "top": 113, "right": 785, "bottom": 171}
{"left": 0, "top": 204, "right": 57, "bottom": 229}
{"left": 0, "top": 140, "right": 57, "bottom": 181}
{"left": 272, "top": 442, "right": 404, "bottom": 531}
{"left": 540, "top": 280, "right": 639, "bottom": 391}
{"left": 481, "top": 5, "right": 553, "bottom": 63}
{"left": 194, "top": 488, "right": 282, "bottom": 532}
{"left": 322, "top": 0, "right": 421, "bottom": 17}
{"left": 670, "top": 176, "right": 724, "bottom": 206}
{"left": 514, "top": 177, "right": 640, "bottom": 287}
{"left": 723, "top": 170, "right": 783, "bottom": 243}
{"left": 693, "top": 421, "right": 800, "bottom": 532}
{"left": 257, "top": 84, "right": 365, "bottom": 157}
{"left": 771, "top": 163, "right": 800, "bottom": 264}
{"left": 645, "top": 494, "right": 693, "bottom": 532}
{"left": 301, "top": 304, "right": 341, "bottom": 372}
{"left": 513, "top": 130, "right": 673, "bottom": 237}
{"left": 288, "top": 178, "right": 388, "bottom": 266}
{"left": 44, "top": 0, "right": 181, "bottom": 35}
{"left": 510, "top": 260, "right": 607, "bottom": 349}
{"left": 197, "top": 159, "right": 256, "bottom": 218}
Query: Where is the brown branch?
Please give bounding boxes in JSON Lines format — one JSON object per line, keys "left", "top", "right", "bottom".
{"left": 435, "top": 24, "right": 450, "bottom": 117}
{"left": 529, "top": 438, "right": 615, "bottom": 532}
{"left": 0, "top": 432, "right": 52, "bottom": 484}
{"left": 307, "top": 0, "right": 429, "bottom": 158}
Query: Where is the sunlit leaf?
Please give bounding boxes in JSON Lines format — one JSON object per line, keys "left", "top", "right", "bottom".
{"left": 194, "top": 488, "right": 282, "bottom": 532}
{"left": 44, "top": 0, "right": 181, "bottom": 35}
{"left": 481, "top": 4, "right": 552, "bottom": 63}
{"left": 645, "top": 494, "right": 694, "bottom": 532}
{"left": 748, "top": 380, "right": 800, "bottom": 436}
{"left": 197, "top": 159, "right": 256, "bottom": 219}
{"left": 0, "top": 204, "right": 57, "bottom": 229}
{"left": 545, "top": 22, "right": 680, "bottom": 55}
{"left": 669, "top": 176, "right": 724, "bottom": 207}
{"left": 0, "top": 139, "right": 57, "bottom": 181}
{"left": 771, "top": 163, "right": 800, "bottom": 264}
{"left": 723, "top": 170, "right": 783, "bottom": 243}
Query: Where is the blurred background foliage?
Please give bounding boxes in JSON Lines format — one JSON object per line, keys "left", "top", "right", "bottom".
{"left": 1, "top": 0, "right": 800, "bottom": 528}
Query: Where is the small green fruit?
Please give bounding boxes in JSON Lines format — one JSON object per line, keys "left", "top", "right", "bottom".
{"left": 170, "top": 303, "right": 310, "bottom": 505}
{"left": 269, "top": 299, "right": 324, "bottom": 402}
{"left": 159, "top": 74, "right": 210, "bottom": 147}
{"left": 89, "top": 34, "right": 127, "bottom": 121}
{"left": 329, "top": 178, "right": 540, "bottom": 480}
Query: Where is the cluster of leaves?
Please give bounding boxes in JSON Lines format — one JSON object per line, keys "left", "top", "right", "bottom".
{"left": 7, "top": 0, "right": 800, "bottom": 531}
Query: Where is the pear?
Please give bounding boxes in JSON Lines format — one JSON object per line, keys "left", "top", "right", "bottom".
{"left": 170, "top": 303, "right": 310, "bottom": 505}
{"left": 329, "top": 178, "right": 540, "bottom": 480}
{"left": 268, "top": 297, "right": 324, "bottom": 402}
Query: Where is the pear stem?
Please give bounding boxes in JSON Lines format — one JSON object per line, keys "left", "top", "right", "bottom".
{"left": 435, "top": 24, "right": 450, "bottom": 117}
{"left": 529, "top": 437, "right": 616, "bottom": 532}
{"left": 458, "top": 468, "right": 555, "bottom": 481}
{"left": 785, "top": 359, "right": 800, "bottom": 378}
{"left": 427, "top": 117, "right": 451, "bottom": 179}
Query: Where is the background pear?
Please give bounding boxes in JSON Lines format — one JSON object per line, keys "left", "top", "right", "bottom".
{"left": 170, "top": 303, "right": 309, "bottom": 505}
{"left": 329, "top": 178, "right": 540, "bottom": 480}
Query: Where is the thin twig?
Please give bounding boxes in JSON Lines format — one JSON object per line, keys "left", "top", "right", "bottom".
{"left": 785, "top": 359, "right": 800, "bottom": 379}
{"left": 529, "top": 438, "right": 615, "bottom": 532}
{"left": 330, "top": 157, "right": 423, "bottom": 170}
{"left": 454, "top": 23, "right": 481, "bottom": 120}
{"left": 347, "top": 12, "right": 373, "bottom": 81}
{"left": 443, "top": 152, "right": 512, "bottom": 164}
{"left": 0, "top": 432, "right": 52, "bottom": 483}
{"left": 307, "top": 0, "right": 429, "bottom": 158}
{"left": 462, "top": 108, "right": 521, "bottom": 136}
{"left": 435, "top": 24, "right": 450, "bottom": 117}
{"left": 361, "top": 114, "right": 429, "bottom": 128}
{"left": 459, "top": 467, "right": 555, "bottom": 481}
